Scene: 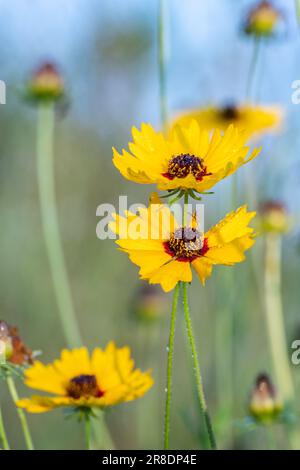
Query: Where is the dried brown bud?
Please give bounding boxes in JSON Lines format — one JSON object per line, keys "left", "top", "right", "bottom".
{"left": 0, "top": 320, "right": 33, "bottom": 365}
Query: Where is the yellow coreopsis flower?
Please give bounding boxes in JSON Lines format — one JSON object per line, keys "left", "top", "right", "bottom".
{"left": 172, "top": 104, "right": 282, "bottom": 140}
{"left": 113, "top": 121, "right": 261, "bottom": 193}
{"left": 110, "top": 197, "right": 256, "bottom": 292}
{"left": 17, "top": 342, "right": 153, "bottom": 413}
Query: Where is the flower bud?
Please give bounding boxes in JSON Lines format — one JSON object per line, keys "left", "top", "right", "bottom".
{"left": 244, "top": 1, "right": 282, "bottom": 37}
{"left": 0, "top": 320, "right": 13, "bottom": 360}
{"left": 27, "top": 62, "right": 64, "bottom": 102}
{"left": 0, "top": 320, "right": 33, "bottom": 365}
{"left": 259, "top": 200, "right": 290, "bottom": 234}
{"left": 249, "top": 373, "right": 283, "bottom": 423}
{"left": 133, "top": 283, "right": 168, "bottom": 322}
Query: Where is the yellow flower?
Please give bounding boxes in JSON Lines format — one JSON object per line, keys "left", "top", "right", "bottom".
{"left": 172, "top": 104, "right": 282, "bottom": 140}
{"left": 113, "top": 121, "right": 261, "bottom": 193}
{"left": 110, "top": 197, "right": 256, "bottom": 292}
{"left": 17, "top": 342, "right": 153, "bottom": 413}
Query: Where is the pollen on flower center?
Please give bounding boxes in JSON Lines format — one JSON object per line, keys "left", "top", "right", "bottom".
{"left": 162, "top": 153, "right": 210, "bottom": 181}
{"left": 66, "top": 374, "right": 104, "bottom": 399}
{"left": 164, "top": 227, "right": 209, "bottom": 262}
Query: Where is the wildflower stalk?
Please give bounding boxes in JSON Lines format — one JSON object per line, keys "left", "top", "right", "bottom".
{"left": 36, "top": 102, "right": 82, "bottom": 348}
{"left": 6, "top": 376, "right": 34, "bottom": 450}
{"left": 295, "top": 0, "right": 300, "bottom": 26}
{"left": 36, "top": 103, "right": 114, "bottom": 449}
{"left": 84, "top": 414, "right": 92, "bottom": 450}
{"left": 182, "top": 282, "right": 217, "bottom": 449}
{"left": 246, "top": 37, "right": 261, "bottom": 101}
{"left": 0, "top": 405, "right": 10, "bottom": 450}
{"left": 163, "top": 282, "right": 180, "bottom": 449}
{"left": 182, "top": 193, "right": 217, "bottom": 449}
{"left": 158, "top": 0, "right": 168, "bottom": 132}
{"left": 264, "top": 233, "right": 294, "bottom": 401}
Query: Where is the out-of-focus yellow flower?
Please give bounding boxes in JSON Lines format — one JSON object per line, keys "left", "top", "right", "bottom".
{"left": 113, "top": 121, "right": 260, "bottom": 193}
{"left": 259, "top": 201, "right": 290, "bottom": 234}
{"left": 249, "top": 373, "right": 283, "bottom": 424}
{"left": 27, "top": 62, "right": 64, "bottom": 102}
{"left": 172, "top": 104, "right": 282, "bottom": 140}
{"left": 244, "top": 1, "right": 282, "bottom": 37}
{"left": 110, "top": 196, "right": 256, "bottom": 292}
{"left": 17, "top": 342, "right": 153, "bottom": 413}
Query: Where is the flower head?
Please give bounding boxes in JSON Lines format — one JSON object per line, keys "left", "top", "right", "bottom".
{"left": 27, "top": 62, "right": 64, "bottom": 103}
{"left": 259, "top": 200, "right": 290, "bottom": 234}
{"left": 17, "top": 342, "right": 153, "bottom": 413}
{"left": 172, "top": 104, "right": 282, "bottom": 140}
{"left": 0, "top": 320, "right": 33, "bottom": 365}
{"left": 244, "top": 1, "right": 282, "bottom": 37}
{"left": 249, "top": 373, "right": 283, "bottom": 424}
{"left": 113, "top": 121, "right": 261, "bottom": 193}
{"left": 110, "top": 196, "right": 256, "bottom": 292}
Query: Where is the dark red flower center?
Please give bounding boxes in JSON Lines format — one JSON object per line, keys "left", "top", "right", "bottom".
{"left": 162, "top": 153, "right": 211, "bottom": 181}
{"left": 220, "top": 105, "right": 239, "bottom": 121}
{"left": 164, "top": 227, "right": 209, "bottom": 262}
{"left": 67, "top": 374, "right": 104, "bottom": 399}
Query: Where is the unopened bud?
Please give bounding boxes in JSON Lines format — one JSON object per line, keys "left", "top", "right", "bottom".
{"left": 244, "top": 1, "right": 282, "bottom": 37}
{"left": 133, "top": 283, "right": 168, "bottom": 322}
{"left": 249, "top": 373, "right": 283, "bottom": 423}
{"left": 27, "top": 62, "right": 64, "bottom": 103}
{"left": 259, "top": 200, "right": 290, "bottom": 234}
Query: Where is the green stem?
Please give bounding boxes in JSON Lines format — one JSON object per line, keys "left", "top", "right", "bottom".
{"left": 264, "top": 234, "right": 294, "bottom": 401}
{"left": 163, "top": 282, "right": 180, "bottom": 449}
{"left": 158, "top": 0, "right": 168, "bottom": 131}
{"left": 6, "top": 376, "right": 34, "bottom": 450}
{"left": 0, "top": 405, "right": 10, "bottom": 450}
{"left": 36, "top": 103, "right": 114, "bottom": 449}
{"left": 182, "top": 282, "right": 217, "bottom": 450}
{"left": 295, "top": 0, "right": 300, "bottom": 26}
{"left": 246, "top": 37, "right": 261, "bottom": 101}
{"left": 85, "top": 414, "right": 91, "bottom": 450}
{"left": 36, "top": 103, "right": 82, "bottom": 347}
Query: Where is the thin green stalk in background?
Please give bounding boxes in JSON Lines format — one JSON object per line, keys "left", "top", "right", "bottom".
{"left": 84, "top": 414, "right": 92, "bottom": 450}
{"left": 163, "top": 283, "right": 180, "bottom": 449}
{"left": 295, "top": 0, "right": 300, "bottom": 27}
{"left": 0, "top": 405, "right": 10, "bottom": 450}
{"left": 246, "top": 37, "right": 261, "bottom": 101}
{"left": 6, "top": 376, "right": 34, "bottom": 450}
{"left": 36, "top": 103, "right": 82, "bottom": 348}
{"left": 158, "top": 0, "right": 169, "bottom": 131}
{"left": 182, "top": 282, "right": 217, "bottom": 450}
{"left": 36, "top": 103, "right": 114, "bottom": 449}
{"left": 264, "top": 234, "right": 294, "bottom": 402}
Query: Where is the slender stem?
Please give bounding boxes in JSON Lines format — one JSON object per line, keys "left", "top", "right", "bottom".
{"left": 264, "top": 234, "right": 294, "bottom": 401}
{"left": 36, "top": 103, "right": 114, "bottom": 449}
{"left": 163, "top": 282, "right": 180, "bottom": 449}
{"left": 246, "top": 37, "right": 261, "bottom": 101}
{"left": 36, "top": 103, "right": 82, "bottom": 347}
{"left": 295, "top": 0, "right": 300, "bottom": 26}
{"left": 6, "top": 376, "right": 34, "bottom": 450}
{"left": 85, "top": 415, "right": 91, "bottom": 450}
{"left": 0, "top": 405, "right": 10, "bottom": 450}
{"left": 158, "top": 0, "right": 168, "bottom": 131}
{"left": 182, "top": 282, "right": 217, "bottom": 449}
